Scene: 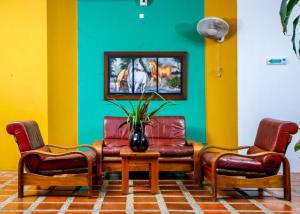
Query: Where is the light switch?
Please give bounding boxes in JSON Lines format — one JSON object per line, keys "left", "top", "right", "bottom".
{"left": 139, "top": 13, "right": 144, "bottom": 19}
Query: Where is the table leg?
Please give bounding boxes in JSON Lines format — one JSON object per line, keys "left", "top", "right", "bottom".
{"left": 151, "top": 159, "right": 159, "bottom": 194}
{"left": 122, "top": 158, "right": 129, "bottom": 194}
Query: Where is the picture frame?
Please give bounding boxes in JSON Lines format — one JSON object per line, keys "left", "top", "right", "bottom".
{"left": 104, "top": 52, "right": 187, "bottom": 100}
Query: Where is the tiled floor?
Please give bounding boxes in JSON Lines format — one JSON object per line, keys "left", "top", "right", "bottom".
{"left": 0, "top": 172, "right": 300, "bottom": 213}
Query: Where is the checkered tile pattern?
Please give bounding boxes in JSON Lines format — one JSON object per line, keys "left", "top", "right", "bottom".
{"left": 0, "top": 171, "right": 300, "bottom": 213}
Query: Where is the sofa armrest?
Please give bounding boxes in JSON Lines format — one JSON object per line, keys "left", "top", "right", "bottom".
{"left": 93, "top": 140, "right": 103, "bottom": 159}
{"left": 187, "top": 140, "right": 203, "bottom": 183}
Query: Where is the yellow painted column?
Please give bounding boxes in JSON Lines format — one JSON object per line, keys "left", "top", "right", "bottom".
{"left": 205, "top": 0, "right": 237, "bottom": 147}
{"left": 0, "top": 0, "right": 48, "bottom": 170}
{"left": 47, "top": 0, "right": 78, "bottom": 148}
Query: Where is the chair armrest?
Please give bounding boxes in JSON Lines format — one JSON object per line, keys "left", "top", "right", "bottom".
{"left": 198, "top": 145, "right": 250, "bottom": 159}
{"left": 203, "top": 145, "right": 250, "bottom": 152}
{"left": 46, "top": 144, "right": 97, "bottom": 154}
{"left": 92, "top": 140, "right": 103, "bottom": 159}
{"left": 187, "top": 140, "right": 203, "bottom": 157}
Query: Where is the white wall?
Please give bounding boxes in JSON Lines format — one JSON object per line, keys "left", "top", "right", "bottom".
{"left": 238, "top": 0, "right": 300, "bottom": 172}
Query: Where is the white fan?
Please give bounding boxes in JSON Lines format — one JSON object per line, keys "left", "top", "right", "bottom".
{"left": 196, "top": 17, "right": 229, "bottom": 42}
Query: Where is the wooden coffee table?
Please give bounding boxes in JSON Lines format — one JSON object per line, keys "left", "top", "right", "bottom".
{"left": 120, "top": 147, "right": 160, "bottom": 194}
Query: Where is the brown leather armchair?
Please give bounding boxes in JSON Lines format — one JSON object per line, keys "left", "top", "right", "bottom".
{"left": 6, "top": 120, "right": 101, "bottom": 197}
{"left": 199, "top": 118, "right": 298, "bottom": 201}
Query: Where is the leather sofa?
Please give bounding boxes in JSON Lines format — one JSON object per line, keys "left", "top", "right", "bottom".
{"left": 93, "top": 116, "right": 203, "bottom": 182}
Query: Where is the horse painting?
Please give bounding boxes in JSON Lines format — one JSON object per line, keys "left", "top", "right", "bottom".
{"left": 116, "top": 68, "right": 128, "bottom": 91}
{"left": 148, "top": 61, "right": 175, "bottom": 86}
{"left": 127, "top": 59, "right": 148, "bottom": 93}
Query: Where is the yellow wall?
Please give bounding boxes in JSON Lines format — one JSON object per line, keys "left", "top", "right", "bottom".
{"left": 0, "top": 0, "right": 48, "bottom": 170}
{"left": 205, "top": 0, "right": 238, "bottom": 147}
{"left": 47, "top": 0, "right": 78, "bottom": 148}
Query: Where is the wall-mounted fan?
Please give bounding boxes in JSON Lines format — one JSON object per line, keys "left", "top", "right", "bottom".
{"left": 197, "top": 17, "right": 229, "bottom": 42}
{"left": 197, "top": 17, "right": 229, "bottom": 78}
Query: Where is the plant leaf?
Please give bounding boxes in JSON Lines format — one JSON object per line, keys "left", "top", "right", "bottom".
{"left": 280, "top": 0, "right": 288, "bottom": 33}
{"left": 281, "top": 0, "right": 300, "bottom": 34}
{"left": 294, "top": 139, "right": 300, "bottom": 152}
{"left": 292, "top": 15, "right": 300, "bottom": 55}
{"left": 107, "top": 100, "right": 130, "bottom": 116}
{"left": 135, "top": 93, "right": 144, "bottom": 122}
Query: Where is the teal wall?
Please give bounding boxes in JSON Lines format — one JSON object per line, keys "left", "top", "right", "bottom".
{"left": 78, "top": 0, "right": 205, "bottom": 145}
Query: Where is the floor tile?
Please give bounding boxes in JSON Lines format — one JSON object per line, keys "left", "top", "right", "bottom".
{"left": 101, "top": 203, "right": 126, "bottom": 210}
{"left": 103, "top": 196, "right": 127, "bottom": 203}
{"left": 229, "top": 203, "right": 260, "bottom": 210}
{"left": 134, "top": 196, "right": 157, "bottom": 202}
{"left": 35, "top": 203, "right": 63, "bottom": 210}
{"left": 67, "top": 203, "right": 94, "bottom": 210}
{"left": 166, "top": 203, "right": 193, "bottom": 210}
{"left": 262, "top": 203, "right": 294, "bottom": 211}
{"left": 198, "top": 203, "right": 227, "bottom": 210}
{"left": 134, "top": 203, "right": 160, "bottom": 210}
{"left": 163, "top": 197, "right": 188, "bottom": 202}
{"left": 1, "top": 203, "right": 32, "bottom": 210}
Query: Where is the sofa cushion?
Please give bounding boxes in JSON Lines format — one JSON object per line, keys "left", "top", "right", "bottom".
{"left": 103, "top": 143, "right": 193, "bottom": 157}
{"left": 150, "top": 145, "right": 193, "bottom": 157}
{"left": 102, "top": 138, "right": 194, "bottom": 157}
{"left": 103, "top": 116, "right": 186, "bottom": 140}
{"left": 145, "top": 116, "right": 186, "bottom": 139}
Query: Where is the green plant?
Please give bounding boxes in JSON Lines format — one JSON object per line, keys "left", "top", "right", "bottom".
{"left": 168, "top": 76, "right": 181, "bottom": 88}
{"left": 280, "top": 0, "right": 300, "bottom": 57}
{"left": 108, "top": 92, "right": 175, "bottom": 134}
{"left": 294, "top": 139, "right": 300, "bottom": 151}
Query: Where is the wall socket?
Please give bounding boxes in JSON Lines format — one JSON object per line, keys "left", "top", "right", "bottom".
{"left": 140, "top": 0, "right": 148, "bottom": 6}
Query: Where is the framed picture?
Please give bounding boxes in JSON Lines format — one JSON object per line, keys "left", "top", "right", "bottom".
{"left": 104, "top": 52, "right": 187, "bottom": 100}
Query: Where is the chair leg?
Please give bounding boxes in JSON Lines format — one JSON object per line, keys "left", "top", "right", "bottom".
{"left": 193, "top": 167, "right": 201, "bottom": 184}
{"left": 284, "top": 186, "right": 291, "bottom": 201}
{"left": 18, "top": 179, "right": 24, "bottom": 198}
{"left": 18, "top": 160, "right": 24, "bottom": 198}
{"left": 87, "top": 160, "right": 93, "bottom": 197}
{"left": 211, "top": 166, "right": 218, "bottom": 201}
{"left": 283, "top": 157, "right": 291, "bottom": 201}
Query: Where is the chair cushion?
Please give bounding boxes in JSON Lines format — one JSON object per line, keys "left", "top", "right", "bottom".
{"left": 252, "top": 118, "right": 298, "bottom": 153}
{"left": 23, "top": 149, "right": 97, "bottom": 173}
{"left": 7, "top": 121, "right": 45, "bottom": 152}
{"left": 202, "top": 152, "right": 266, "bottom": 174}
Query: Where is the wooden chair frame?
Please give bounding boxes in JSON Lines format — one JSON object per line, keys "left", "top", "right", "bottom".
{"left": 199, "top": 146, "right": 291, "bottom": 201}
{"left": 18, "top": 144, "right": 100, "bottom": 198}
{"left": 93, "top": 140, "right": 203, "bottom": 183}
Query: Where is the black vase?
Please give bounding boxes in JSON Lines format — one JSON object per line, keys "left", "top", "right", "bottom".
{"left": 130, "top": 125, "right": 149, "bottom": 152}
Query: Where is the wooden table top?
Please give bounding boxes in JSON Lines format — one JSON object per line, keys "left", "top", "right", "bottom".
{"left": 120, "top": 147, "right": 160, "bottom": 158}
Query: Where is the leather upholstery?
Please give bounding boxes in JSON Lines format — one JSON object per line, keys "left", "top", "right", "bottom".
{"left": 103, "top": 116, "right": 192, "bottom": 157}
{"left": 202, "top": 152, "right": 265, "bottom": 172}
{"left": 7, "top": 121, "right": 97, "bottom": 175}
{"left": 203, "top": 118, "right": 298, "bottom": 176}
{"left": 6, "top": 121, "right": 45, "bottom": 151}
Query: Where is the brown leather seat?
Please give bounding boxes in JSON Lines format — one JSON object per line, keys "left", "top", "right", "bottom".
{"left": 200, "top": 118, "right": 298, "bottom": 201}
{"left": 6, "top": 120, "right": 100, "bottom": 197}
{"left": 96, "top": 116, "right": 203, "bottom": 182}
{"left": 103, "top": 116, "right": 193, "bottom": 158}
